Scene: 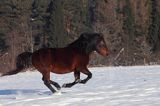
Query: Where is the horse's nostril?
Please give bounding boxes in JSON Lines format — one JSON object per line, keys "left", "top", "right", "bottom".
{"left": 106, "top": 51, "right": 109, "bottom": 56}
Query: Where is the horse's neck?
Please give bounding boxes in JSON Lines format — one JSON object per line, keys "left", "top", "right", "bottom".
{"left": 67, "top": 39, "right": 96, "bottom": 56}
{"left": 65, "top": 46, "right": 92, "bottom": 57}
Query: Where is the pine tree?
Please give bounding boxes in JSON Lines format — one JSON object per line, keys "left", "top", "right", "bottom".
{"left": 31, "top": 0, "right": 50, "bottom": 49}
{"left": 148, "top": 0, "right": 160, "bottom": 52}
{"left": 46, "top": 0, "right": 68, "bottom": 48}
{"left": 0, "top": 33, "right": 8, "bottom": 53}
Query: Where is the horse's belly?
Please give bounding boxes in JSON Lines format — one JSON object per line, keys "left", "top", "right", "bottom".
{"left": 51, "top": 65, "right": 74, "bottom": 74}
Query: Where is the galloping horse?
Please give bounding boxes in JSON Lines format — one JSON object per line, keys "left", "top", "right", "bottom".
{"left": 2, "top": 32, "right": 109, "bottom": 93}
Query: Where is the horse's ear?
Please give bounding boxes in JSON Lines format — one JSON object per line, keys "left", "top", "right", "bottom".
{"left": 99, "top": 33, "right": 104, "bottom": 38}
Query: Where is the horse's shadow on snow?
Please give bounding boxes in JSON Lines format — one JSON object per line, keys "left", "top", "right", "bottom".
{"left": 0, "top": 89, "right": 52, "bottom": 95}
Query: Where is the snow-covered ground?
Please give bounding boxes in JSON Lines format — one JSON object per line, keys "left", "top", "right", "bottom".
{"left": 1, "top": 66, "right": 160, "bottom": 106}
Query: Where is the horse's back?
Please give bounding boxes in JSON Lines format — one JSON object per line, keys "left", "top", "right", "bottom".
{"left": 32, "top": 48, "right": 54, "bottom": 70}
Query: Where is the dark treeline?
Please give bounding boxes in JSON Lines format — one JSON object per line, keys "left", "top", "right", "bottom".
{"left": 1, "top": 0, "right": 160, "bottom": 73}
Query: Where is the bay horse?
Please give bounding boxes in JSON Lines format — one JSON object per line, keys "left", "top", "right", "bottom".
{"left": 2, "top": 32, "right": 109, "bottom": 93}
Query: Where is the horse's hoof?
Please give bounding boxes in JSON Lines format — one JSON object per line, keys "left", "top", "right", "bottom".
{"left": 79, "top": 80, "right": 86, "bottom": 84}
{"left": 55, "top": 84, "right": 61, "bottom": 90}
{"left": 62, "top": 84, "right": 72, "bottom": 88}
{"left": 57, "top": 87, "right": 61, "bottom": 90}
{"left": 62, "top": 84, "right": 67, "bottom": 88}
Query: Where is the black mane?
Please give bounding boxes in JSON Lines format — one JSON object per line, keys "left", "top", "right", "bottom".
{"left": 68, "top": 32, "right": 102, "bottom": 54}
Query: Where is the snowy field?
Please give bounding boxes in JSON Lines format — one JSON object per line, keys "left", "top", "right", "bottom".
{"left": 1, "top": 66, "right": 160, "bottom": 106}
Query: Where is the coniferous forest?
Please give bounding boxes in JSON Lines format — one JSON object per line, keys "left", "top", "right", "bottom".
{"left": 1, "top": 0, "right": 160, "bottom": 73}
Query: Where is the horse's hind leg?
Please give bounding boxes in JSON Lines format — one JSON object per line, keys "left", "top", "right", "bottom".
{"left": 62, "top": 71, "right": 80, "bottom": 88}
{"left": 42, "top": 73, "right": 56, "bottom": 93}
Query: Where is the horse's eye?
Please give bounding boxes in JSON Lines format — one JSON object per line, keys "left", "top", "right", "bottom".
{"left": 97, "top": 42, "right": 103, "bottom": 48}
{"left": 99, "top": 41, "right": 105, "bottom": 45}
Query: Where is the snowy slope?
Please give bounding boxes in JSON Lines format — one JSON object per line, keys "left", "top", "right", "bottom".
{"left": 1, "top": 66, "right": 160, "bottom": 106}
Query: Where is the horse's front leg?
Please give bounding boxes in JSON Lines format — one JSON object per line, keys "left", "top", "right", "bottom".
{"left": 79, "top": 68, "right": 92, "bottom": 84}
{"left": 62, "top": 71, "right": 80, "bottom": 88}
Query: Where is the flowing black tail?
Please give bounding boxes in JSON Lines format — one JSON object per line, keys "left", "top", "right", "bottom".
{"left": 1, "top": 52, "right": 33, "bottom": 76}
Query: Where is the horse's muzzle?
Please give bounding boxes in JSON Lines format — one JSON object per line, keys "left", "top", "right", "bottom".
{"left": 99, "top": 48, "right": 109, "bottom": 56}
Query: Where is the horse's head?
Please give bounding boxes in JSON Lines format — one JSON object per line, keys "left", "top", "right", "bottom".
{"left": 80, "top": 33, "right": 109, "bottom": 56}
{"left": 94, "top": 33, "right": 109, "bottom": 56}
